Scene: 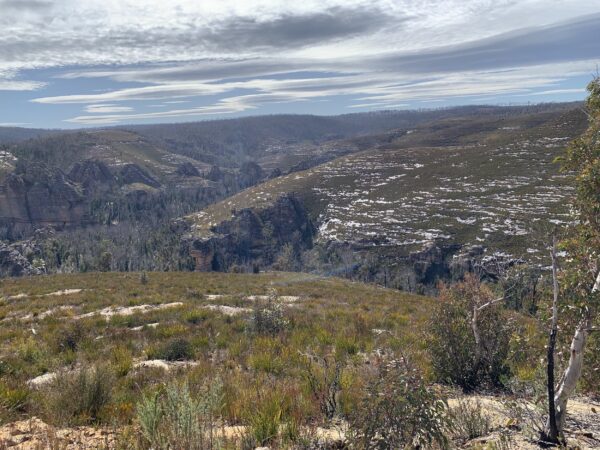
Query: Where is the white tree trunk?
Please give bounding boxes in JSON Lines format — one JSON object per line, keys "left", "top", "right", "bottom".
{"left": 553, "top": 270, "right": 600, "bottom": 431}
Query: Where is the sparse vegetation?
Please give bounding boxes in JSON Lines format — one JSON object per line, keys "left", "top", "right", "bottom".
{"left": 450, "top": 399, "right": 492, "bottom": 442}
{"left": 137, "top": 379, "right": 222, "bottom": 450}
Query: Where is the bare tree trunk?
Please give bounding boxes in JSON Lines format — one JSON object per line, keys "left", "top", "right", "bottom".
{"left": 546, "top": 269, "right": 600, "bottom": 438}
{"left": 542, "top": 239, "right": 560, "bottom": 444}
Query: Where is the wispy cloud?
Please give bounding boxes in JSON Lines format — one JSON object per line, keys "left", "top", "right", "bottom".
{"left": 1, "top": 0, "right": 599, "bottom": 126}
{"left": 84, "top": 104, "right": 134, "bottom": 113}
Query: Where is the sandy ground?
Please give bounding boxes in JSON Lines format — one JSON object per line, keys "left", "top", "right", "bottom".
{"left": 0, "top": 395, "right": 598, "bottom": 449}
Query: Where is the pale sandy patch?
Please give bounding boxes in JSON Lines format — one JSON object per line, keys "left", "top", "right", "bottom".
{"left": 203, "top": 304, "right": 251, "bottom": 316}
{"left": 134, "top": 360, "right": 199, "bottom": 371}
{"left": 75, "top": 302, "right": 183, "bottom": 320}
{"left": 43, "top": 289, "right": 83, "bottom": 297}
{"left": 131, "top": 322, "right": 159, "bottom": 331}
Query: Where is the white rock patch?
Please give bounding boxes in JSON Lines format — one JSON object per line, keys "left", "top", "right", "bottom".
{"left": 43, "top": 289, "right": 83, "bottom": 297}
{"left": 203, "top": 305, "right": 251, "bottom": 316}
{"left": 134, "top": 360, "right": 199, "bottom": 371}
{"left": 75, "top": 302, "right": 183, "bottom": 320}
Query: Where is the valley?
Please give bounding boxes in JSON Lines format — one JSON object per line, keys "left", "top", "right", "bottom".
{"left": 0, "top": 103, "right": 586, "bottom": 287}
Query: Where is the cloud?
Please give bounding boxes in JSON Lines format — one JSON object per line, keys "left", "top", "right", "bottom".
{"left": 0, "top": 122, "right": 32, "bottom": 127}
{"left": 84, "top": 104, "right": 134, "bottom": 113}
{"left": 0, "top": 1, "right": 52, "bottom": 11}
{"left": 371, "top": 14, "right": 600, "bottom": 74}
{"left": 57, "top": 61, "right": 591, "bottom": 125}
{"left": 2, "top": 1, "right": 600, "bottom": 125}
{"left": 199, "top": 6, "right": 398, "bottom": 52}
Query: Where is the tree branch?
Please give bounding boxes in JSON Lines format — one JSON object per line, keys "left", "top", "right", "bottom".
{"left": 476, "top": 296, "right": 504, "bottom": 311}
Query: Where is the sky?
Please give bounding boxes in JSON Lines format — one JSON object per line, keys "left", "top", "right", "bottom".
{"left": 0, "top": 0, "right": 599, "bottom": 129}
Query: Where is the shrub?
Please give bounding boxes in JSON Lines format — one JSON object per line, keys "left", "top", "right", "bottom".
{"left": 450, "top": 399, "right": 491, "bottom": 442}
{"left": 501, "top": 265, "right": 543, "bottom": 314}
{"left": 302, "top": 352, "right": 344, "bottom": 421}
{"left": 148, "top": 338, "right": 194, "bottom": 361}
{"left": 137, "top": 379, "right": 223, "bottom": 450}
{"left": 0, "top": 381, "right": 29, "bottom": 413}
{"left": 348, "top": 355, "right": 450, "bottom": 450}
{"left": 248, "top": 395, "right": 283, "bottom": 446}
{"left": 250, "top": 290, "right": 289, "bottom": 335}
{"left": 54, "top": 322, "right": 86, "bottom": 353}
{"left": 185, "top": 309, "right": 210, "bottom": 324}
{"left": 429, "top": 275, "right": 512, "bottom": 391}
{"left": 41, "top": 365, "right": 114, "bottom": 426}
{"left": 110, "top": 345, "right": 133, "bottom": 377}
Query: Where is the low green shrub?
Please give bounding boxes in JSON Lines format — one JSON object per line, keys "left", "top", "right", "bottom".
{"left": 137, "top": 379, "right": 223, "bottom": 450}
{"left": 41, "top": 365, "right": 115, "bottom": 426}
{"left": 450, "top": 399, "right": 491, "bottom": 442}
{"left": 348, "top": 355, "right": 450, "bottom": 450}
{"left": 147, "top": 338, "right": 194, "bottom": 361}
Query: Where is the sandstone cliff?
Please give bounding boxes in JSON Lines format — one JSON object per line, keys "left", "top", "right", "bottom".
{"left": 0, "top": 163, "right": 87, "bottom": 238}
{"left": 188, "top": 194, "right": 315, "bottom": 272}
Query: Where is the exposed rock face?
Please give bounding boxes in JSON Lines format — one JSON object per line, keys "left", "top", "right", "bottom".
{"left": 118, "top": 163, "right": 161, "bottom": 188}
{"left": 206, "top": 165, "right": 224, "bottom": 182}
{"left": 0, "top": 163, "right": 87, "bottom": 237}
{"left": 68, "top": 159, "right": 115, "bottom": 191}
{"left": 189, "top": 194, "right": 315, "bottom": 271}
{"left": 408, "top": 241, "right": 462, "bottom": 286}
{"left": 404, "top": 242, "right": 523, "bottom": 290}
{"left": 238, "top": 161, "right": 264, "bottom": 188}
{"left": 269, "top": 167, "right": 282, "bottom": 179}
{"left": 449, "top": 245, "right": 486, "bottom": 280}
{"left": 175, "top": 162, "right": 201, "bottom": 177}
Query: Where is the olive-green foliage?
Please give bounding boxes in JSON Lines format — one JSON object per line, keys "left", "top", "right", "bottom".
{"left": 136, "top": 379, "right": 223, "bottom": 450}
{"left": 349, "top": 356, "right": 450, "bottom": 450}
{"left": 40, "top": 365, "right": 114, "bottom": 426}
{"left": 557, "top": 77, "right": 600, "bottom": 396}
{"left": 250, "top": 291, "right": 290, "bottom": 336}
{"left": 429, "top": 275, "right": 512, "bottom": 392}
{"left": 0, "top": 271, "right": 468, "bottom": 440}
{"left": 502, "top": 265, "right": 544, "bottom": 315}
{"left": 450, "top": 399, "right": 492, "bottom": 442}
{"left": 147, "top": 338, "right": 194, "bottom": 361}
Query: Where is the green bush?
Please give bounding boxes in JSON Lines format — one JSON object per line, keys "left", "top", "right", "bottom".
{"left": 137, "top": 379, "right": 222, "bottom": 450}
{"left": 54, "top": 322, "right": 86, "bottom": 353}
{"left": 348, "top": 356, "right": 450, "bottom": 449}
{"left": 450, "top": 399, "right": 491, "bottom": 442}
{"left": 248, "top": 395, "right": 283, "bottom": 446}
{"left": 148, "top": 338, "right": 194, "bottom": 361}
{"left": 251, "top": 291, "right": 289, "bottom": 335}
{"left": 429, "top": 276, "right": 512, "bottom": 391}
{"left": 41, "top": 365, "right": 114, "bottom": 426}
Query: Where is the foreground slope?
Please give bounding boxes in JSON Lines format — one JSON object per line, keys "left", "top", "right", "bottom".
{"left": 0, "top": 272, "right": 432, "bottom": 431}
{"left": 0, "top": 271, "right": 598, "bottom": 449}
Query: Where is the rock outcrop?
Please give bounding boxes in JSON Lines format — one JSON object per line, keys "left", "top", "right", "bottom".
{"left": 189, "top": 194, "right": 315, "bottom": 272}
{"left": 0, "top": 163, "right": 87, "bottom": 238}
{"left": 404, "top": 241, "right": 524, "bottom": 290}
{"left": 408, "top": 241, "right": 462, "bottom": 285}
{"left": 175, "top": 162, "right": 201, "bottom": 177}
{"left": 68, "top": 159, "right": 116, "bottom": 191}
{"left": 238, "top": 161, "right": 264, "bottom": 188}
{"left": 118, "top": 163, "right": 161, "bottom": 188}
